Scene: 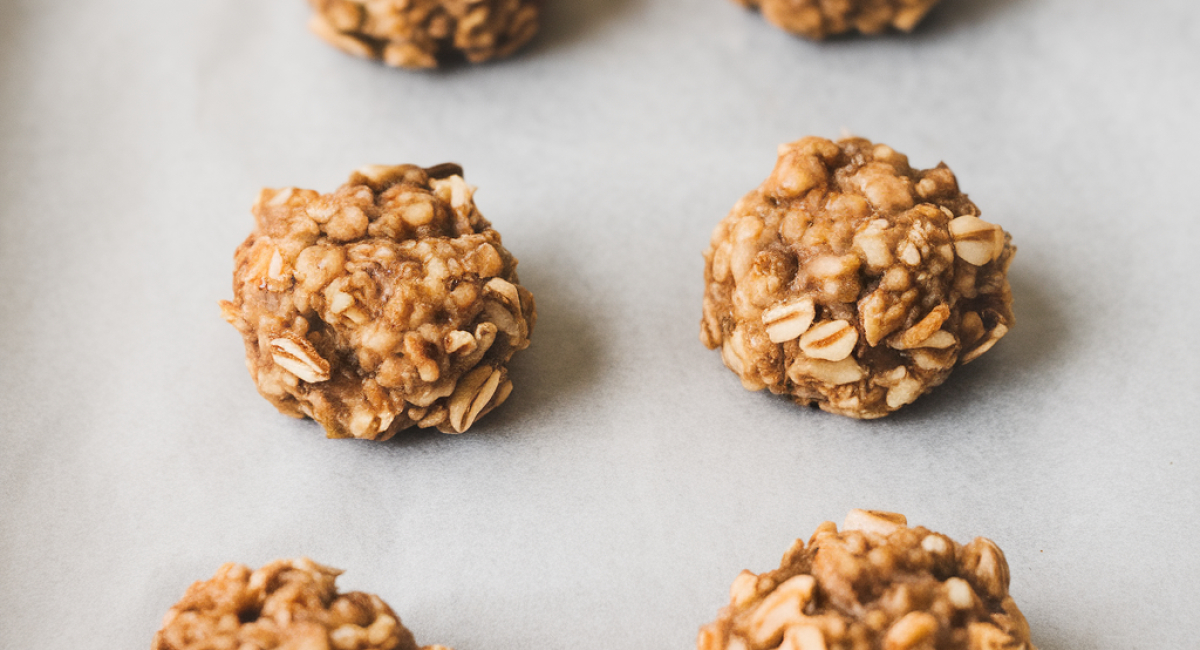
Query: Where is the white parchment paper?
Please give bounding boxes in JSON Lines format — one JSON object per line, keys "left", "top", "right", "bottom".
{"left": 1, "top": 0, "right": 1197, "bottom": 647}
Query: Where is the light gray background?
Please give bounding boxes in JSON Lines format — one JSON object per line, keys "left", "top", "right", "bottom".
{"left": 1, "top": 0, "right": 1197, "bottom": 648}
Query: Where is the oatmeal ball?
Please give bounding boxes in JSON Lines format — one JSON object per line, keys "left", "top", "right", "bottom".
{"left": 731, "top": 0, "right": 942, "bottom": 39}
{"left": 152, "top": 558, "right": 452, "bottom": 650}
{"left": 220, "top": 163, "right": 535, "bottom": 440}
{"left": 309, "top": 0, "right": 540, "bottom": 68}
{"left": 698, "top": 510, "right": 1037, "bottom": 650}
{"left": 701, "top": 137, "right": 1014, "bottom": 419}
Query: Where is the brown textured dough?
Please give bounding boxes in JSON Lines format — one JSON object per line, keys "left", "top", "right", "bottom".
{"left": 151, "top": 558, "right": 452, "bottom": 650}
{"left": 698, "top": 510, "right": 1037, "bottom": 650}
{"left": 701, "top": 137, "right": 1014, "bottom": 419}
{"left": 731, "top": 0, "right": 942, "bottom": 39}
{"left": 220, "top": 163, "right": 535, "bottom": 440}
{"left": 309, "top": 0, "right": 540, "bottom": 68}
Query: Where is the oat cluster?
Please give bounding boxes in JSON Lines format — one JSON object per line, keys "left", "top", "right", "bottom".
{"left": 220, "top": 163, "right": 535, "bottom": 440}
{"left": 731, "top": 0, "right": 942, "bottom": 39}
{"left": 698, "top": 510, "right": 1036, "bottom": 650}
{"left": 152, "top": 558, "right": 451, "bottom": 650}
{"left": 701, "top": 136, "right": 1014, "bottom": 419}
{"left": 309, "top": 0, "right": 539, "bottom": 68}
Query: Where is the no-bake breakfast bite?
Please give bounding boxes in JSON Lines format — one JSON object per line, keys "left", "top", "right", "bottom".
{"left": 698, "top": 510, "right": 1036, "bottom": 650}
{"left": 309, "top": 0, "right": 539, "bottom": 68}
{"left": 701, "top": 137, "right": 1014, "bottom": 419}
{"left": 152, "top": 558, "right": 452, "bottom": 650}
{"left": 220, "top": 163, "right": 535, "bottom": 440}
{"left": 730, "top": 0, "right": 942, "bottom": 39}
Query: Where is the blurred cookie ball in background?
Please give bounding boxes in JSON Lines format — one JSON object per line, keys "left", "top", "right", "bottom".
{"left": 697, "top": 509, "right": 1036, "bottom": 650}
{"left": 309, "top": 0, "right": 540, "bottom": 68}
{"left": 730, "top": 0, "right": 942, "bottom": 39}
{"left": 152, "top": 558, "right": 453, "bottom": 650}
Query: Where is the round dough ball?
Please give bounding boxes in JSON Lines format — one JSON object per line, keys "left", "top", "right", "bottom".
{"left": 221, "top": 163, "right": 535, "bottom": 440}
{"left": 731, "top": 0, "right": 942, "bottom": 40}
{"left": 151, "top": 558, "right": 450, "bottom": 650}
{"left": 697, "top": 510, "right": 1037, "bottom": 650}
{"left": 309, "top": 0, "right": 540, "bottom": 68}
{"left": 701, "top": 137, "right": 1014, "bottom": 419}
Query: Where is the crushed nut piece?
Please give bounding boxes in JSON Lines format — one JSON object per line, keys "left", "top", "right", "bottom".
{"left": 731, "top": 0, "right": 942, "bottom": 39}
{"left": 221, "top": 164, "right": 535, "bottom": 440}
{"left": 948, "top": 216, "right": 1005, "bottom": 266}
{"left": 151, "top": 558, "right": 450, "bottom": 650}
{"left": 697, "top": 510, "right": 1037, "bottom": 650}
{"left": 701, "top": 137, "right": 1015, "bottom": 418}
{"left": 309, "top": 0, "right": 540, "bottom": 69}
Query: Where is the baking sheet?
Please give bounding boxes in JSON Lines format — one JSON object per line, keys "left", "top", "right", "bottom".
{"left": 1, "top": 0, "right": 1197, "bottom": 647}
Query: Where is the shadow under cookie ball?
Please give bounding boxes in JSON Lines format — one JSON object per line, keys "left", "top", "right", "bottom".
{"left": 700, "top": 137, "right": 1014, "bottom": 419}
{"left": 309, "top": 0, "right": 540, "bottom": 68}
{"left": 152, "top": 558, "right": 452, "bottom": 650}
{"left": 731, "top": 0, "right": 942, "bottom": 39}
{"left": 698, "top": 510, "right": 1037, "bottom": 650}
{"left": 221, "top": 164, "right": 536, "bottom": 440}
